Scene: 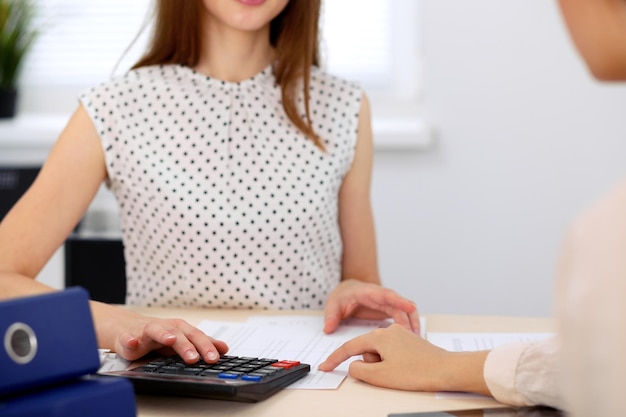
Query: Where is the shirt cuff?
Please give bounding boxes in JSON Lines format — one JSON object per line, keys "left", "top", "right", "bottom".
{"left": 483, "top": 342, "right": 530, "bottom": 406}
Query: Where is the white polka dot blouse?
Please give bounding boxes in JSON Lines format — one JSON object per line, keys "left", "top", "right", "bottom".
{"left": 80, "top": 64, "right": 362, "bottom": 309}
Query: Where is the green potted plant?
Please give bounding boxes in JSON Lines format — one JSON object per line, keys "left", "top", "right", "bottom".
{"left": 0, "top": 0, "right": 37, "bottom": 119}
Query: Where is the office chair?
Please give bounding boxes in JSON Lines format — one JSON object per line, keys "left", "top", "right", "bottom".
{"left": 64, "top": 233, "right": 127, "bottom": 305}
{"left": 0, "top": 166, "right": 39, "bottom": 221}
{"left": 0, "top": 166, "right": 126, "bottom": 303}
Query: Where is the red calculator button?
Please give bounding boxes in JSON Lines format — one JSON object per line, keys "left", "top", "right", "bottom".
{"left": 271, "top": 360, "right": 300, "bottom": 369}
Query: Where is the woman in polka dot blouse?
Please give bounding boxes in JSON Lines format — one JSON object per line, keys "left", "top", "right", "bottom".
{"left": 0, "top": 0, "right": 419, "bottom": 363}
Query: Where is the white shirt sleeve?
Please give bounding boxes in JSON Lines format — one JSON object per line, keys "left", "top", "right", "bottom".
{"left": 557, "top": 180, "right": 626, "bottom": 417}
{"left": 483, "top": 337, "right": 564, "bottom": 409}
{"left": 485, "top": 180, "right": 626, "bottom": 415}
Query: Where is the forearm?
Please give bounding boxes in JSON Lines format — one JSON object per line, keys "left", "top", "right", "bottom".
{"left": 340, "top": 207, "right": 380, "bottom": 285}
{"left": 0, "top": 270, "right": 55, "bottom": 299}
{"left": 0, "top": 271, "right": 122, "bottom": 353}
{"left": 89, "top": 300, "right": 135, "bottom": 350}
{"left": 0, "top": 270, "right": 125, "bottom": 351}
{"left": 436, "top": 350, "right": 491, "bottom": 396}
{"left": 340, "top": 209, "right": 381, "bottom": 285}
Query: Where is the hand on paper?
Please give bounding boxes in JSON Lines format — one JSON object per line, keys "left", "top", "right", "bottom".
{"left": 318, "top": 324, "right": 443, "bottom": 390}
{"left": 318, "top": 323, "right": 490, "bottom": 394}
{"left": 111, "top": 315, "right": 229, "bottom": 364}
{"left": 323, "top": 279, "right": 420, "bottom": 335}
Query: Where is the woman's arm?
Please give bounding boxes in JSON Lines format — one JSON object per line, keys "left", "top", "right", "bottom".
{"left": 337, "top": 93, "right": 380, "bottom": 286}
{"left": 323, "top": 94, "right": 420, "bottom": 334}
{"left": 0, "top": 105, "right": 106, "bottom": 297}
{"left": 0, "top": 105, "right": 228, "bottom": 363}
{"left": 320, "top": 324, "right": 564, "bottom": 409}
{"left": 319, "top": 323, "right": 490, "bottom": 394}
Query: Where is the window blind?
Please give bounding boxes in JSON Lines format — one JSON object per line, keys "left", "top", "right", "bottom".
{"left": 22, "top": 0, "right": 151, "bottom": 85}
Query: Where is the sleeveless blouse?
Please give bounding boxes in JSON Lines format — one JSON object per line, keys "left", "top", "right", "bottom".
{"left": 80, "top": 64, "right": 362, "bottom": 309}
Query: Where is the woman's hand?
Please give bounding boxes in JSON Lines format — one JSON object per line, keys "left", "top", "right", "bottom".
{"left": 323, "top": 279, "right": 420, "bottom": 334}
{"left": 92, "top": 303, "right": 229, "bottom": 364}
{"left": 318, "top": 324, "right": 490, "bottom": 394}
{"left": 113, "top": 317, "right": 229, "bottom": 363}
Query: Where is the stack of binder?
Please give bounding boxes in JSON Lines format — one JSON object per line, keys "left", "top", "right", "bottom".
{"left": 0, "top": 287, "right": 136, "bottom": 416}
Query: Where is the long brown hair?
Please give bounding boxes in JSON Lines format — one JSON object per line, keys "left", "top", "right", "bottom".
{"left": 133, "top": 0, "right": 323, "bottom": 149}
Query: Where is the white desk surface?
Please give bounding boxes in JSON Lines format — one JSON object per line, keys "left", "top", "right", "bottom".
{"left": 126, "top": 307, "right": 556, "bottom": 417}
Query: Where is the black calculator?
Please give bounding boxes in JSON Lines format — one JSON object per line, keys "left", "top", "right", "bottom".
{"left": 101, "top": 355, "right": 310, "bottom": 403}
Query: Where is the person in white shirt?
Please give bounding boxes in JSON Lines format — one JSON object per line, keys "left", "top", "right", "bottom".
{"left": 319, "top": 0, "right": 626, "bottom": 414}
{"left": 0, "top": 0, "right": 419, "bottom": 364}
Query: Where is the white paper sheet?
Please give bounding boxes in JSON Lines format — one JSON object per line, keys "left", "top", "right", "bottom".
{"left": 198, "top": 316, "right": 400, "bottom": 389}
{"left": 97, "top": 349, "right": 130, "bottom": 373}
{"left": 426, "top": 332, "right": 554, "bottom": 352}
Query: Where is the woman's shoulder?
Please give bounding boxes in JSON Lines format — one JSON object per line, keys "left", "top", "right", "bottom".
{"left": 81, "top": 65, "right": 192, "bottom": 98}
{"left": 311, "top": 67, "right": 362, "bottom": 91}
{"left": 124, "top": 64, "right": 194, "bottom": 83}
{"left": 307, "top": 67, "right": 364, "bottom": 113}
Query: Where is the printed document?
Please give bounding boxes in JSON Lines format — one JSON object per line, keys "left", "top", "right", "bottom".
{"left": 198, "top": 316, "right": 413, "bottom": 389}
{"left": 426, "top": 332, "right": 554, "bottom": 352}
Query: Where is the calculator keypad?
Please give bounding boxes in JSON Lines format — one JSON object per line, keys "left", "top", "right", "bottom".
{"left": 140, "top": 355, "right": 301, "bottom": 382}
